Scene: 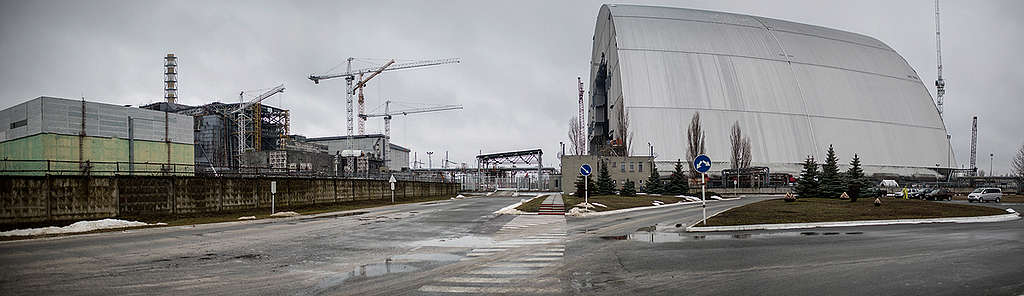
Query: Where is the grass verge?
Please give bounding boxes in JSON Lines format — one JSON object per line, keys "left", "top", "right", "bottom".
{"left": 703, "top": 198, "right": 1008, "bottom": 227}
{"left": 1, "top": 195, "right": 455, "bottom": 241}
{"left": 515, "top": 195, "right": 549, "bottom": 212}
{"left": 562, "top": 194, "right": 693, "bottom": 212}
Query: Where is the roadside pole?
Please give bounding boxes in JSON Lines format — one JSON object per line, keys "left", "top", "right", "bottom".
{"left": 580, "top": 164, "right": 593, "bottom": 205}
{"left": 271, "top": 181, "right": 277, "bottom": 214}
{"left": 389, "top": 175, "right": 397, "bottom": 203}
{"left": 694, "top": 155, "right": 712, "bottom": 225}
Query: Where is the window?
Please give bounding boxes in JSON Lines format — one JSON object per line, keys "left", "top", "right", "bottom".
{"left": 629, "top": 162, "right": 635, "bottom": 172}
{"left": 639, "top": 162, "right": 643, "bottom": 172}
{"left": 9, "top": 119, "right": 27, "bottom": 129}
{"left": 620, "top": 162, "right": 625, "bottom": 172}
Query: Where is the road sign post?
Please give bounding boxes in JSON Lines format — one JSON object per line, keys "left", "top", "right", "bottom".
{"left": 389, "top": 175, "right": 397, "bottom": 203}
{"left": 580, "top": 164, "right": 592, "bottom": 204}
{"left": 270, "top": 181, "right": 277, "bottom": 214}
{"left": 693, "top": 155, "right": 712, "bottom": 225}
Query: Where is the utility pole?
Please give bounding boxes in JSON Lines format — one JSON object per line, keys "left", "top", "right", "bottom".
{"left": 427, "top": 151, "right": 434, "bottom": 169}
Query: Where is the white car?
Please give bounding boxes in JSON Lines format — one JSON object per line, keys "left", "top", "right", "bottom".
{"left": 967, "top": 188, "right": 1002, "bottom": 203}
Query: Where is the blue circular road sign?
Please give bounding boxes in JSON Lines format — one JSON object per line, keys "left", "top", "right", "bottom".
{"left": 580, "top": 164, "right": 593, "bottom": 176}
{"left": 694, "top": 154, "right": 712, "bottom": 173}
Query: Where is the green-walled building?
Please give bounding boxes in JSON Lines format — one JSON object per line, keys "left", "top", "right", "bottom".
{"left": 0, "top": 97, "right": 194, "bottom": 175}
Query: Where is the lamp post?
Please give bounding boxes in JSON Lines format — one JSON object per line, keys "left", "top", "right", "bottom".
{"left": 990, "top": 153, "right": 994, "bottom": 176}
{"left": 427, "top": 151, "right": 434, "bottom": 170}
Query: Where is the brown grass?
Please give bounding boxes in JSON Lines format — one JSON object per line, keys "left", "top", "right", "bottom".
{"left": 704, "top": 198, "right": 1008, "bottom": 227}
{"left": 515, "top": 195, "right": 549, "bottom": 212}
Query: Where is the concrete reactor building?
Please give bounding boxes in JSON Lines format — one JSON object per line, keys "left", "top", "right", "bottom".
{"left": 587, "top": 4, "right": 955, "bottom": 177}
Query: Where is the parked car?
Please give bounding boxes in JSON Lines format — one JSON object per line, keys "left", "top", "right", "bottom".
{"left": 925, "top": 188, "right": 953, "bottom": 201}
{"left": 909, "top": 188, "right": 929, "bottom": 200}
{"left": 967, "top": 188, "right": 1002, "bottom": 203}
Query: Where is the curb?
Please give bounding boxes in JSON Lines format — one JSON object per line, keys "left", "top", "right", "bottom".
{"left": 686, "top": 212, "right": 1022, "bottom": 232}
{"left": 567, "top": 198, "right": 741, "bottom": 218}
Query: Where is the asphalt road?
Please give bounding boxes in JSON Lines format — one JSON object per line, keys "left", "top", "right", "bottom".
{"left": 1, "top": 195, "right": 1021, "bottom": 296}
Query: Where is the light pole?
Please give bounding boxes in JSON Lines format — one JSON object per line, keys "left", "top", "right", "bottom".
{"left": 427, "top": 151, "right": 434, "bottom": 170}
{"left": 990, "top": 153, "right": 994, "bottom": 176}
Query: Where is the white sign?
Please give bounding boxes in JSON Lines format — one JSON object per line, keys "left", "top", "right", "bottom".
{"left": 389, "top": 175, "right": 397, "bottom": 191}
{"left": 271, "top": 181, "right": 277, "bottom": 194}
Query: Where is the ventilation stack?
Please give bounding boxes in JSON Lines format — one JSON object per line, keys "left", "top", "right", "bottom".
{"left": 164, "top": 54, "right": 178, "bottom": 104}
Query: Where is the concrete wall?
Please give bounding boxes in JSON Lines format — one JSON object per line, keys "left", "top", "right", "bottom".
{"left": 0, "top": 175, "right": 459, "bottom": 225}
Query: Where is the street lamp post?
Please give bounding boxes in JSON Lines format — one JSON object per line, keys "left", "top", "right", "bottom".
{"left": 990, "top": 153, "right": 994, "bottom": 176}
{"left": 427, "top": 151, "right": 434, "bottom": 170}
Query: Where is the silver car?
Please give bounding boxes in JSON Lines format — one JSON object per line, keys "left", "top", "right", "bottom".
{"left": 967, "top": 188, "right": 1002, "bottom": 203}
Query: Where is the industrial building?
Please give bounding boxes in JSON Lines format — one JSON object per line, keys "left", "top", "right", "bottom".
{"left": 0, "top": 96, "right": 194, "bottom": 175}
{"left": 141, "top": 100, "right": 289, "bottom": 173}
{"left": 587, "top": 5, "right": 955, "bottom": 178}
{"left": 305, "top": 134, "right": 411, "bottom": 172}
{"left": 559, "top": 155, "right": 651, "bottom": 195}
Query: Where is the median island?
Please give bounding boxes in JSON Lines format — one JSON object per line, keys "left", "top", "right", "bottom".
{"left": 703, "top": 198, "right": 1008, "bottom": 227}
{"left": 516, "top": 194, "right": 698, "bottom": 212}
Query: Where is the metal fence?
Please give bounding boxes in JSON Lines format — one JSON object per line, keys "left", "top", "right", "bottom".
{"left": 0, "top": 159, "right": 455, "bottom": 183}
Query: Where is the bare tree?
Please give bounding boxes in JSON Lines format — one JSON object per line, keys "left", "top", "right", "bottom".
{"left": 615, "top": 108, "right": 632, "bottom": 156}
{"left": 687, "top": 112, "right": 705, "bottom": 176}
{"left": 1013, "top": 143, "right": 1024, "bottom": 179}
{"left": 730, "top": 122, "right": 742, "bottom": 169}
{"left": 730, "top": 121, "right": 754, "bottom": 170}
{"left": 568, "top": 117, "right": 585, "bottom": 155}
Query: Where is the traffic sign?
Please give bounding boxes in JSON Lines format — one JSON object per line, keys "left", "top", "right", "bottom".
{"left": 580, "top": 164, "right": 592, "bottom": 176}
{"left": 694, "top": 154, "right": 712, "bottom": 173}
{"left": 388, "top": 175, "right": 397, "bottom": 203}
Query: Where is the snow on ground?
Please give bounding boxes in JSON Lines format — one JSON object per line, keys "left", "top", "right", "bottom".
{"left": 710, "top": 196, "right": 723, "bottom": 200}
{"left": 652, "top": 200, "right": 665, "bottom": 206}
{"left": 565, "top": 207, "right": 595, "bottom": 217}
{"left": 676, "top": 195, "right": 701, "bottom": 202}
{"left": 238, "top": 216, "right": 256, "bottom": 220}
{"left": 0, "top": 219, "right": 165, "bottom": 237}
{"left": 270, "top": 211, "right": 301, "bottom": 217}
{"left": 591, "top": 202, "right": 608, "bottom": 208}
{"left": 575, "top": 202, "right": 596, "bottom": 209}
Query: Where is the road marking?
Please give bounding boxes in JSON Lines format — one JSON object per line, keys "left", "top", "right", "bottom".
{"left": 520, "top": 257, "right": 561, "bottom": 262}
{"left": 466, "top": 252, "right": 496, "bottom": 257}
{"left": 471, "top": 248, "right": 507, "bottom": 252}
{"left": 486, "top": 262, "right": 555, "bottom": 268}
{"left": 436, "top": 277, "right": 560, "bottom": 284}
{"left": 418, "top": 285, "right": 560, "bottom": 294}
{"left": 532, "top": 252, "right": 564, "bottom": 257}
{"left": 466, "top": 269, "right": 539, "bottom": 275}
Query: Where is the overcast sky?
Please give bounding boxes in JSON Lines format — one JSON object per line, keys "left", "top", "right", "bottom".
{"left": 1, "top": 0, "right": 1021, "bottom": 175}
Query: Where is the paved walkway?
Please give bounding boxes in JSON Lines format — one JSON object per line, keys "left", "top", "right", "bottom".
{"left": 537, "top": 194, "right": 565, "bottom": 215}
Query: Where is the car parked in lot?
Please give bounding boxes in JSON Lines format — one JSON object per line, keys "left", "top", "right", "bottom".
{"left": 909, "top": 188, "right": 929, "bottom": 200}
{"left": 967, "top": 188, "right": 1002, "bottom": 203}
{"left": 925, "top": 188, "right": 953, "bottom": 201}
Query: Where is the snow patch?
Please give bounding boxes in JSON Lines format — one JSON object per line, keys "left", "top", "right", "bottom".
{"left": 0, "top": 219, "right": 162, "bottom": 237}
{"left": 238, "top": 216, "right": 256, "bottom": 220}
{"left": 270, "top": 211, "right": 300, "bottom": 217}
{"left": 652, "top": 200, "right": 665, "bottom": 206}
{"left": 565, "top": 207, "right": 595, "bottom": 217}
{"left": 591, "top": 202, "right": 608, "bottom": 208}
{"left": 710, "top": 196, "right": 723, "bottom": 200}
{"left": 574, "top": 202, "right": 596, "bottom": 209}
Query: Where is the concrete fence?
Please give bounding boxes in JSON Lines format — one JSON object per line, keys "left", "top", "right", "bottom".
{"left": 0, "top": 175, "right": 459, "bottom": 225}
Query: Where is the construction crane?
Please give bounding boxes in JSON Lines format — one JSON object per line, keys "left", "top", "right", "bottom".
{"left": 308, "top": 58, "right": 460, "bottom": 136}
{"left": 577, "top": 77, "right": 585, "bottom": 154}
{"left": 935, "top": 0, "right": 946, "bottom": 119}
{"left": 970, "top": 115, "right": 978, "bottom": 175}
{"left": 233, "top": 84, "right": 285, "bottom": 157}
{"left": 360, "top": 100, "right": 462, "bottom": 170}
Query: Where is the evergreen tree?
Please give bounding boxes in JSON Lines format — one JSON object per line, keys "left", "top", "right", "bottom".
{"left": 846, "top": 154, "right": 866, "bottom": 202}
{"left": 620, "top": 179, "right": 636, "bottom": 196}
{"left": 665, "top": 159, "right": 690, "bottom": 195}
{"left": 820, "top": 145, "right": 844, "bottom": 198}
{"left": 795, "top": 156, "right": 820, "bottom": 198}
{"left": 644, "top": 161, "right": 662, "bottom": 194}
{"left": 574, "top": 173, "right": 595, "bottom": 197}
{"left": 596, "top": 161, "right": 616, "bottom": 195}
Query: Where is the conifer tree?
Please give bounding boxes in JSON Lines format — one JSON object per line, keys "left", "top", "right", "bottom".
{"left": 846, "top": 154, "right": 866, "bottom": 202}
{"left": 644, "top": 161, "right": 662, "bottom": 194}
{"left": 665, "top": 159, "right": 690, "bottom": 195}
{"left": 574, "top": 173, "right": 594, "bottom": 197}
{"left": 620, "top": 180, "right": 636, "bottom": 196}
{"left": 795, "top": 156, "right": 820, "bottom": 198}
{"left": 596, "top": 161, "right": 616, "bottom": 195}
{"left": 820, "top": 145, "right": 844, "bottom": 198}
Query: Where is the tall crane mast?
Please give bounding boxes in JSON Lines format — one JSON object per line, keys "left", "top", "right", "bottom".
{"left": 308, "top": 58, "right": 460, "bottom": 136}
{"left": 233, "top": 84, "right": 285, "bottom": 158}
{"left": 935, "top": 0, "right": 946, "bottom": 119}
{"left": 578, "top": 77, "right": 586, "bottom": 155}
{"left": 360, "top": 101, "right": 463, "bottom": 170}
{"left": 970, "top": 115, "right": 978, "bottom": 175}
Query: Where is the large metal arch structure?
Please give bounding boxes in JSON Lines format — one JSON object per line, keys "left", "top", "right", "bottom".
{"left": 589, "top": 4, "right": 956, "bottom": 177}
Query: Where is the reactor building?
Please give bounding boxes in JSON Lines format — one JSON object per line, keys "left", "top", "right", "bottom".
{"left": 587, "top": 4, "right": 955, "bottom": 177}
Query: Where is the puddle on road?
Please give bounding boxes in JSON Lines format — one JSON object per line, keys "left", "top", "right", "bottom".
{"left": 407, "top": 235, "right": 497, "bottom": 248}
{"left": 314, "top": 259, "right": 419, "bottom": 291}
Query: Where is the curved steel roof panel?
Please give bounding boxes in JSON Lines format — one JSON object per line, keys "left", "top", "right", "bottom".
{"left": 591, "top": 4, "right": 953, "bottom": 175}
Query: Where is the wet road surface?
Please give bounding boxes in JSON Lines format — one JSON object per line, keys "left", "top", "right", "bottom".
{"left": 1, "top": 195, "right": 1021, "bottom": 296}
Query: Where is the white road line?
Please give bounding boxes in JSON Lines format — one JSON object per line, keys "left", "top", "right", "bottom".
{"left": 418, "top": 285, "right": 560, "bottom": 294}
{"left": 465, "top": 269, "right": 539, "bottom": 275}
{"left": 471, "top": 248, "right": 507, "bottom": 252}
{"left": 486, "top": 262, "right": 555, "bottom": 268}
{"left": 466, "top": 252, "right": 496, "bottom": 257}
{"left": 532, "top": 252, "right": 564, "bottom": 256}
{"left": 436, "top": 277, "right": 559, "bottom": 284}
{"left": 520, "top": 257, "right": 561, "bottom": 262}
